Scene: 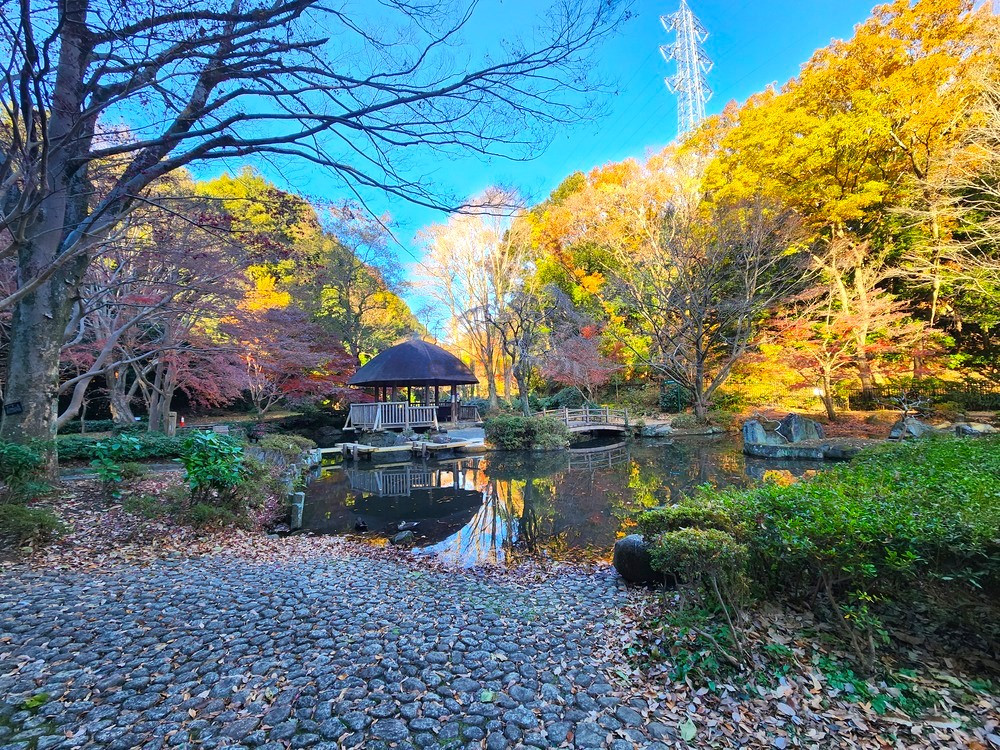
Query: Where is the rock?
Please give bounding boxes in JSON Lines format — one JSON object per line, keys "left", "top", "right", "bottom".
{"left": 743, "top": 440, "right": 867, "bottom": 461}
{"left": 390, "top": 531, "right": 415, "bottom": 546}
{"left": 743, "top": 413, "right": 824, "bottom": 447}
{"left": 953, "top": 421, "right": 997, "bottom": 437}
{"left": 612, "top": 535, "right": 661, "bottom": 584}
{"left": 640, "top": 423, "right": 673, "bottom": 438}
{"left": 741, "top": 419, "right": 773, "bottom": 445}
{"left": 888, "top": 417, "right": 932, "bottom": 440}
{"left": 776, "top": 412, "right": 825, "bottom": 442}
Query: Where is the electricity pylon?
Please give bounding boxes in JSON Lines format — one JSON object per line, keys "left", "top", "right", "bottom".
{"left": 660, "top": 0, "right": 713, "bottom": 137}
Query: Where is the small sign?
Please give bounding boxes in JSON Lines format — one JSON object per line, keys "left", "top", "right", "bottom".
{"left": 3, "top": 401, "right": 24, "bottom": 416}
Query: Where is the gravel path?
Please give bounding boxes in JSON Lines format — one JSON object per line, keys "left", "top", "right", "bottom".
{"left": 0, "top": 551, "right": 670, "bottom": 750}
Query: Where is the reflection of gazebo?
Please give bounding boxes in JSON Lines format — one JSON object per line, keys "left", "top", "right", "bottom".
{"left": 345, "top": 339, "right": 480, "bottom": 430}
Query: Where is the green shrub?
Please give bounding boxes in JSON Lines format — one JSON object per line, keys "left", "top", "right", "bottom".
{"left": 659, "top": 383, "right": 692, "bottom": 413}
{"left": 483, "top": 413, "right": 569, "bottom": 450}
{"left": 88, "top": 435, "right": 147, "bottom": 498}
{"left": 689, "top": 436, "right": 1000, "bottom": 664}
{"left": 670, "top": 413, "right": 701, "bottom": 428}
{"left": 707, "top": 409, "right": 738, "bottom": 431}
{"left": 256, "top": 434, "right": 317, "bottom": 459}
{"left": 532, "top": 416, "right": 570, "bottom": 450}
{"left": 0, "top": 441, "right": 50, "bottom": 503}
{"left": 647, "top": 527, "right": 750, "bottom": 664}
{"left": 0, "top": 505, "right": 65, "bottom": 545}
{"left": 58, "top": 432, "right": 185, "bottom": 461}
{"left": 542, "top": 386, "right": 586, "bottom": 410}
{"left": 648, "top": 527, "right": 748, "bottom": 591}
{"left": 484, "top": 413, "right": 535, "bottom": 450}
{"left": 637, "top": 504, "right": 734, "bottom": 537}
{"left": 179, "top": 432, "right": 244, "bottom": 506}
{"left": 185, "top": 502, "right": 236, "bottom": 527}
{"left": 57, "top": 418, "right": 147, "bottom": 435}
{"left": 122, "top": 493, "right": 175, "bottom": 519}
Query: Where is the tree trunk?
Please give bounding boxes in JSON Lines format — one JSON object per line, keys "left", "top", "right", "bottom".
{"left": 1, "top": 277, "right": 72, "bottom": 445}
{"left": 692, "top": 362, "right": 709, "bottom": 423}
{"left": 855, "top": 351, "right": 874, "bottom": 394}
{"left": 108, "top": 370, "right": 137, "bottom": 425}
{"left": 1, "top": 242, "right": 86, "bottom": 473}
{"left": 0, "top": 0, "right": 94, "bottom": 472}
{"left": 484, "top": 356, "right": 499, "bottom": 408}
{"left": 514, "top": 366, "right": 532, "bottom": 417}
{"left": 821, "top": 371, "right": 837, "bottom": 421}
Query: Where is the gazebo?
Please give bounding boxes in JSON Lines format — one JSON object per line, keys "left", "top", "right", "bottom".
{"left": 344, "top": 339, "right": 480, "bottom": 430}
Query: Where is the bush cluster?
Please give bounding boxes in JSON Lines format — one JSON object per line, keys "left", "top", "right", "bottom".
{"left": 89, "top": 434, "right": 146, "bottom": 498}
{"left": 57, "top": 418, "right": 146, "bottom": 435}
{"left": 639, "top": 436, "right": 1000, "bottom": 666}
{"left": 255, "top": 434, "right": 317, "bottom": 460}
{"left": 483, "top": 414, "right": 570, "bottom": 450}
{"left": 58, "top": 432, "right": 185, "bottom": 461}
{"left": 0, "top": 441, "right": 63, "bottom": 546}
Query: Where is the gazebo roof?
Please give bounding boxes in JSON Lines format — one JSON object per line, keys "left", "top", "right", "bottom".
{"left": 347, "top": 339, "right": 479, "bottom": 388}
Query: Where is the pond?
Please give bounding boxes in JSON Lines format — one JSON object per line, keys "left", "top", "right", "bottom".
{"left": 300, "top": 435, "right": 826, "bottom": 568}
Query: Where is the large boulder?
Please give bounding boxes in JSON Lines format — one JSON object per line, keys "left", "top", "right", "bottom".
{"left": 742, "top": 413, "right": 824, "bottom": 447}
{"left": 613, "top": 535, "right": 662, "bottom": 584}
{"left": 776, "top": 412, "right": 825, "bottom": 443}
{"left": 640, "top": 423, "right": 674, "bottom": 438}
{"left": 953, "top": 421, "right": 998, "bottom": 437}
{"left": 742, "top": 419, "right": 788, "bottom": 446}
{"left": 888, "top": 417, "right": 932, "bottom": 440}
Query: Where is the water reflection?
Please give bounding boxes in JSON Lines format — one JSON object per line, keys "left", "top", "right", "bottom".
{"left": 301, "top": 436, "right": 823, "bottom": 568}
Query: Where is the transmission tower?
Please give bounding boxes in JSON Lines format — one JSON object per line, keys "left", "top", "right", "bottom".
{"left": 660, "top": 0, "right": 713, "bottom": 136}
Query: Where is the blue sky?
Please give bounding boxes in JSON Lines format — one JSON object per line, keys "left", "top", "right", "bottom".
{"left": 228, "top": 0, "right": 882, "bottom": 304}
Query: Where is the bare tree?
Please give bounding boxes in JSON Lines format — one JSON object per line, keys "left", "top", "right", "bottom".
{"left": 0, "top": 0, "right": 625, "bottom": 449}
{"left": 418, "top": 189, "right": 534, "bottom": 406}
{"left": 608, "top": 194, "right": 804, "bottom": 421}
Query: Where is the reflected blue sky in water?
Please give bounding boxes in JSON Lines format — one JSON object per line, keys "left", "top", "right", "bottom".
{"left": 302, "top": 436, "right": 824, "bottom": 568}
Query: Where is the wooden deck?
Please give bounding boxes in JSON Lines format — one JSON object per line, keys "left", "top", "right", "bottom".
{"left": 533, "top": 407, "right": 630, "bottom": 433}
{"left": 322, "top": 436, "right": 486, "bottom": 461}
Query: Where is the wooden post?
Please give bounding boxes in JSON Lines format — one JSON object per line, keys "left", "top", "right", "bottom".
{"left": 167, "top": 411, "right": 177, "bottom": 437}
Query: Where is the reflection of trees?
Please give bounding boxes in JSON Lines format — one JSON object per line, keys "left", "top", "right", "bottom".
{"left": 415, "top": 478, "right": 518, "bottom": 566}
{"left": 304, "top": 437, "right": 826, "bottom": 564}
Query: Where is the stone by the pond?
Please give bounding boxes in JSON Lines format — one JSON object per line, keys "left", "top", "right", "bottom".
{"left": 613, "top": 535, "right": 662, "bottom": 584}
{"left": 743, "top": 413, "right": 825, "bottom": 448}
{"left": 954, "top": 421, "right": 997, "bottom": 437}
{"left": 776, "top": 412, "right": 825, "bottom": 443}
{"left": 390, "top": 530, "right": 415, "bottom": 545}
{"left": 741, "top": 419, "right": 776, "bottom": 446}
{"left": 743, "top": 439, "right": 869, "bottom": 461}
{"left": 888, "top": 417, "right": 932, "bottom": 440}
{"left": 640, "top": 423, "right": 674, "bottom": 438}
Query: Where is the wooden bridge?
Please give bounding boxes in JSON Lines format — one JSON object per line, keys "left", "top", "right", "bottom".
{"left": 533, "top": 406, "right": 630, "bottom": 433}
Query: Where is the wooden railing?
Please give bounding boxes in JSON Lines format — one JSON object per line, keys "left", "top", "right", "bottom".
{"left": 457, "top": 404, "right": 482, "bottom": 422}
{"left": 533, "top": 406, "right": 630, "bottom": 430}
{"left": 347, "top": 401, "right": 439, "bottom": 430}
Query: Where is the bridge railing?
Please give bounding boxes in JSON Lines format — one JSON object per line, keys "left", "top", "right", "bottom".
{"left": 533, "top": 406, "right": 630, "bottom": 427}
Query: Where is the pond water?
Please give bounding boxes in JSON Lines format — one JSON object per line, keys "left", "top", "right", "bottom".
{"left": 300, "top": 436, "right": 825, "bottom": 568}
